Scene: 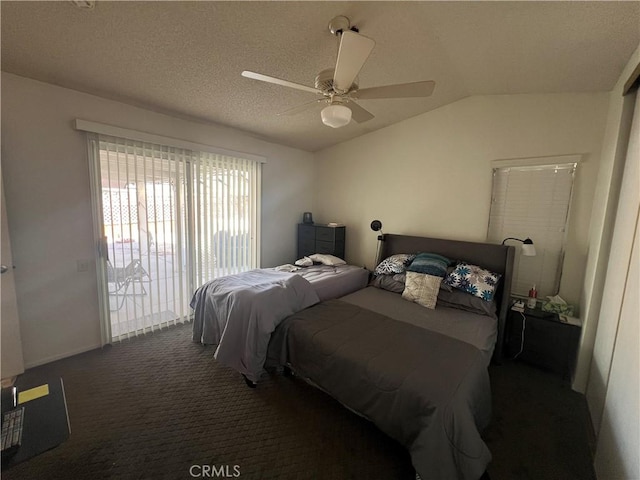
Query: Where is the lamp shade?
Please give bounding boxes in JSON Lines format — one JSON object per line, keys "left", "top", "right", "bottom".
{"left": 521, "top": 238, "right": 536, "bottom": 256}
{"left": 321, "top": 104, "right": 352, "bottom": 128}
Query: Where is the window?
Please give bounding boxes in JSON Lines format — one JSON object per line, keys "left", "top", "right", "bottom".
{"left": 85, "top": 127, "right": 261, "bottom": 341}
{"left": 487, "top": 161, "right": 577, "bottom": 298}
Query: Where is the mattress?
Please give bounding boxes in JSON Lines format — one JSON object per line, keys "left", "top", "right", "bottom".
{"left": 294, "top": 264, "right": 369, "bottom": 301}
{"left": 340, "top": 286, "right": 498, "bottom": 365}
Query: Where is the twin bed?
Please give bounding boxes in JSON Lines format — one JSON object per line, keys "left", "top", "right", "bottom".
{"left": 191, "top": 234, "right": 514, "bottom": 480}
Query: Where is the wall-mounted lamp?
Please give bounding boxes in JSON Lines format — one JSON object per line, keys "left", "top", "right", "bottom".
{"left": 370, "top": 220, "right": 385, "bottom": 269}
{"left": 370, "top": 219, "right": 384, "bottom": 240}
{"left": 502, "top": 237, "right": 536, "bottom": 256}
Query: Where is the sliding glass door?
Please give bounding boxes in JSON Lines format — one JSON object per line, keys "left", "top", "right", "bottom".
{"left": 88, "top": 134, "right": 260, "bottom": 342}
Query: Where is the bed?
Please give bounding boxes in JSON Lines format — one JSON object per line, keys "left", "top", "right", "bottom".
{"left": 266, "top": 234, "right": 514, "bottom": 480}
{"left": 190, "top": 262, "right": 368, "bottom": 382}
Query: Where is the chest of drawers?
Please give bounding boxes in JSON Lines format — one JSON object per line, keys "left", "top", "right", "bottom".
{"left": 297, "top": 224, "right": 345, "bottom": 259}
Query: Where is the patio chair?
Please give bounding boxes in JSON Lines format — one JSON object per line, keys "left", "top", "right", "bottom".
{"left": 106, "top": 259, "right": 150, "bottom": 311}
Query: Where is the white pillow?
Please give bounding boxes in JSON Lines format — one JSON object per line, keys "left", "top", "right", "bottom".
{"left": 309, "top": 253, "right": 346, "bottom": 266}
{"left": 402, "top": 271, "right": 442, "bottom": 309}
{"left": 294, "top": 256, "right": 313, "bottom": 267}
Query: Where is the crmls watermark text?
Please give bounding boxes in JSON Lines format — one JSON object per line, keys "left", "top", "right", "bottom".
{"left": 189, "top": 465, "right": 241, "bottom": 478}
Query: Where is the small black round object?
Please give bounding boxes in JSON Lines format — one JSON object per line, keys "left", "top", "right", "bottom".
{"left": 370, "top": 220, "right": 382, "bottom": 232}
{"left": 303, "top": 212, "right": 314, "bottom": 224}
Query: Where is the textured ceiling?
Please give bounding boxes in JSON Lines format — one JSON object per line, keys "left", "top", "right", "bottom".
{"left": 2, "top": 1, "right": 639, "bottom": 152}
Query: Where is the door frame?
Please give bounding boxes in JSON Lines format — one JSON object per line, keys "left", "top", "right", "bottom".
{"left": 1, "top": 170, "right": 26, "bottom": 378}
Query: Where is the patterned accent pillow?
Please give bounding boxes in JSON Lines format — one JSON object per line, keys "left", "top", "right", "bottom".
{"left": 402, "top": 272, "right": 442, "bottom": 309}
{"left": 406, "top": 252, "right": 451, "bottom": 277}
{"left": 444, "top": 262, "right": 501, "bottom": 301}
{"left": 374, "top": 253, "right": 417, "bottom": 275}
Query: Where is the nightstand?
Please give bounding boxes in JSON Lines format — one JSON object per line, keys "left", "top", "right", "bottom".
{"left": 505, "top": 307, "right": 581, "bottom": 380}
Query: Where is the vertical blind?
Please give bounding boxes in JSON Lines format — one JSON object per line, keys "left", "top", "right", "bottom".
{"left": 89, "top": 133, "right": 260, "bottom": 342}
{"left": 191, "top": 151, "right": 260, "bottom": 287}
{"left": 487, "top": 163, "right": 576, "bottom": 298}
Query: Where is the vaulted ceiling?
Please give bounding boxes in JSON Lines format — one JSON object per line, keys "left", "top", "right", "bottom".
{"left": 2, "top": 1, "right": 639, "bottom": 152}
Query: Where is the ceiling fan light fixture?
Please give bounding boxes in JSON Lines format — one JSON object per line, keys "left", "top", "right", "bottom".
{"left": 321, "top": 104, "right": 352, "bottom": 128}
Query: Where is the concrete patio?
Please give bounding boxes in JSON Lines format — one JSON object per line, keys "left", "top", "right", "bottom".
{"left": 108, "top": 243, "right": 191, "bottom": 339}
{"left": 107, "top": 240, "right": 249, "bottom": 339}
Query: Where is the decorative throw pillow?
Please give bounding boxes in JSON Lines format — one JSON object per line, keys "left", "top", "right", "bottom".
{"left": 370, "top": 273, "right": 406, "bottom": 293}
{"left": 406, "top": 252, "right": 451, "bottom": 277}
{"left": 438, "top": 266, "right": 456, "bottom": 292}
{"left": 309, "top": 253, "right": 346, "bottom": 266}
{"left": 402, "top": 271, "right": 442, "bottom": 309}
{"left": 374, "top": 253, "right": 417, "bottom": 275}
{"left": 444, "top": 262, "right": 501, "bottom": 301}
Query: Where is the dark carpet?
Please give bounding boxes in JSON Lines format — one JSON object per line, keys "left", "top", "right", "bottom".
{"left": 3, "top": 322, "right": 595, "bottom": 480}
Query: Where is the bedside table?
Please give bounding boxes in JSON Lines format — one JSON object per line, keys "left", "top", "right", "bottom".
{"left": 505, "top": 307, "right": 581, "bottom": 380}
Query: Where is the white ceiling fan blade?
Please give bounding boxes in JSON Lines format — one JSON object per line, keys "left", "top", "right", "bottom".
{"left": 333, "top": 31, "right": 375, "bottom": 93}
{"left": 354, "top": 80, "right": 436, "bottom": 100}
{"left": 277, "top": 99, "right": 325, "bottom": 116}
{"left": 347, "top": 101, "right": 374, "bottom": 123}
{"left": 242, "top": 71, "right": 321, "bottom": 95}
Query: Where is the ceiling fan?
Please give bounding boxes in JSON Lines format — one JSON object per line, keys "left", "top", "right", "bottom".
{"left": 242, "top": 15, "right": 435, "bottom": 129}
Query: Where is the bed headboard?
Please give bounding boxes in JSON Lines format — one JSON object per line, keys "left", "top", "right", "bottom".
{"left": 379, "top": 234, "right": 515, "bottom": 363}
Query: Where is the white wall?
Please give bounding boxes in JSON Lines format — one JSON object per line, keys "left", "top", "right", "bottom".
{"left": 1, "top": 73, "right": 315, "bottom": 368}
{"left": 313, "top": 93, "right": 609, "bottom": 309}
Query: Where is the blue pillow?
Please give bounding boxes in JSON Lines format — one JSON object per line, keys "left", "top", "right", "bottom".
{"left": 406, "top": 253, "right": 451, "bottom": 278}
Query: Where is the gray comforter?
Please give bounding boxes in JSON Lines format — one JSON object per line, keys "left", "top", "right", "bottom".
{"left": 191, "top": 269, "right": 319, "bottom": 382}
{"left": 267, "top": 299, "right": 492, "bottom": 480}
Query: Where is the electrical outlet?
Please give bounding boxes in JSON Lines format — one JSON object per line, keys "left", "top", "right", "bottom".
{"left": 76, "top": 259, "right": 89, "bottom": 272}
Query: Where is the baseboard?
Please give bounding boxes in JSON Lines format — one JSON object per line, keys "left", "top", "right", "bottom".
{"left": 24, "top": 343, "right": 102, "bottom": 369}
